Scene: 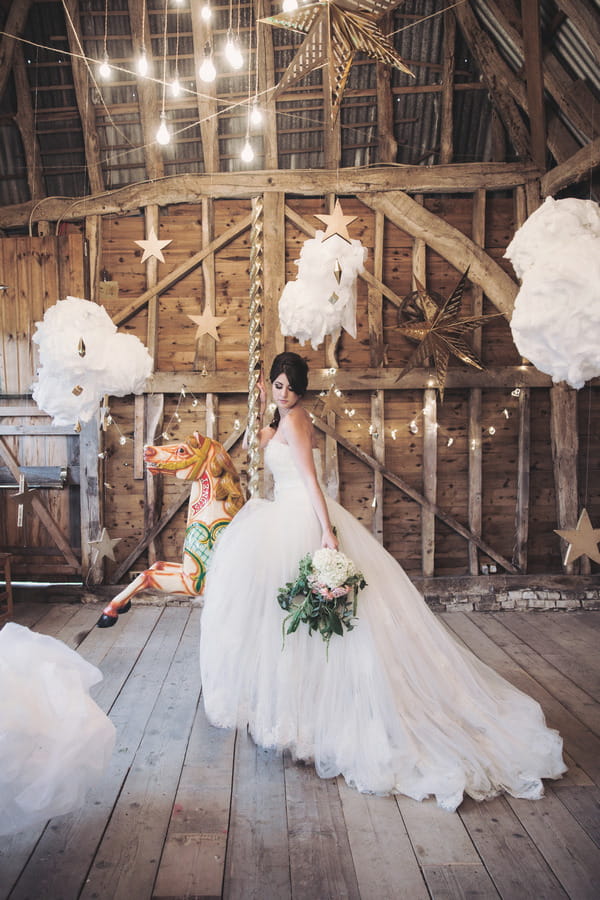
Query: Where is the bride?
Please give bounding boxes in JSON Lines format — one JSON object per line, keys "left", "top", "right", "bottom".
{"left": 199, "top": 352, "right": 565, "bottom": 811}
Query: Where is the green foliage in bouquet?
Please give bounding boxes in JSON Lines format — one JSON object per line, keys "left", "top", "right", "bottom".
{"left": 277, "top": 548, "right": 366, "bottom": 653}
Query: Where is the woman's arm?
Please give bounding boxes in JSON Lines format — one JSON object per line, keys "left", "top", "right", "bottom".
{"left": 281, "top": 408, "right": 338, "bottom": 550}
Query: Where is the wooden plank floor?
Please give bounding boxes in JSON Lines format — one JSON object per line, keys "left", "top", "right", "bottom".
{"left": 1, "top": 601, "right": 599, "bottom": 900}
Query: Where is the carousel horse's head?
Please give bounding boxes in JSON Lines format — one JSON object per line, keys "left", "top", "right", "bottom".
{"left": 144, "top": 432, "right": 245, "bottom": 518}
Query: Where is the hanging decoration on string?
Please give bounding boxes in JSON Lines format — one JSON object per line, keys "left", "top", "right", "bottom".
{"left": 505, "top": 197, "right": 600, "bottom": 390}
{"left": 32, "top": 296, "right": 153, "bottom": 427}
{"left": 260, "top": 0, "right": 414, "bottom": 120}
{"left": 188, "top": 305, "right": 228, "bottom": 341}
{"left": 395, "top": 269, "right": 501, "bottom": 400}
{"left": 554, "top": 509, "right": 600, "bottom": 566}
{"left": 134, "top": 227, "right": 173, "bottom": 263}
{"left": 279, "top": 201, "right": 367, "bottom": 349}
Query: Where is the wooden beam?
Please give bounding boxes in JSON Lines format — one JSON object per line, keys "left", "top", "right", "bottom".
{"left": 255, "top": 0, "right": 278, "bottom": 169}
{"left": 368, "top": 211, "right": 385, "bottom": 366}
{"left": 127, "top": 0, "right": 164, "bottom": 180}
{"left": 513, "top": 387, "right": 531, "bottom": 573}
{"left": 313, "top": 416, "right": 519, "bottom": 573}
{"left": 541, "top": 136, "right": 600, "bottom": 196}
{"left": 522, "top": 0, "right": 547, "bottom": 172}
{"left": 144, "top": 393, "right": 164, "bottom": 566}
{"left": 422, "top": 389, "right": 437, "bottom": 576}
{"left": 149, "top": 365, "right": 565, "bottom": 394}
{"left": 550, "top": 382, "right": 581, "bottom": 575}
{"left": 468, "top": 189, "right": 485, "bottom": 575}
{"left": 63, "top": 0, "right": 104, "bottom": 194}
{"left": 194, "top": 198, "right": 217, "bottom": 372}
{"left": 80, "top": 415, "right": 103, "bottom": 583}
{"left": 12, "top": 44, "right": 45, "bottom": 203}
{"left": 439, "top": 11, "right": 456, "bottom": 165}
{"left": 85, "top": 215, "right": 101, "bottom": 302}
{"left": 112, "top": 212, "right": 252, "bottom": 326}
{"left": 0, "top": 163, "right": 541, "bottom": 229}
{"left": 190, "top": 4, "right": 218, "bottom": 173}
{"left": 144, "top": 205, "right": 160, "bottom": 367}
{"left": 453, "top": 1, "right": 531, "bottom": 160}
{"left": 370, "top": 391, "right": 385, "bottom": 543}
{"left": 262, "top": 192, "right": 285, "bottom": 367}
{"left": 360, "top": 190, "right": 518, "bottom": 317}
{"left": 0, "top": 0, "right": 32, "bottom": 102}
{"left": 375, "top": 14, "right": 397, "bottom": 163}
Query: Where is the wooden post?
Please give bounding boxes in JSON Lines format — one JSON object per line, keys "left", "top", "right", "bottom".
{"left": 468, "top": 189, "right": 485, "bottom": 574}
{"left": 262, "top": 191, "right": 285, "bottom": 368}
{"left": 371, "top": 391, "right": 385, "bottom": 543}
{"left": 145, "top": 205, "right": 160, "bottom": 367}
{"left": 368, "top": 211, "right": 385, "bottom": 367}
{"left": 422, "top": 388, "right": 437, "bottom": 576}
{"left": 145, "top": 393, "right": 164, "bottom": 565}
{"left": 80, "top": 414, "right": 103, "bottom": 583}
{"left": 513, "top": 387, "right": 531, "bottom": 572}
{"left": 550, "top": 382, "right": 580, "bottom": 574}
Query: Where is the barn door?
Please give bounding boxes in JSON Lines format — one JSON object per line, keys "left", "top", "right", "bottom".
{"left": 0, "top": 234, "right": 86, "bottom": 580}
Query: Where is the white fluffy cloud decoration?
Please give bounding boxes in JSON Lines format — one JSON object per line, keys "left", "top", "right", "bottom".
{"left": 278, "top": 232, "right": 367, "bottom": 349}
{"left": 505, "top": 197, "right": 600, "bottom": 390}
{"left": 32, "top": 296, "right": 153, "bottom": 426}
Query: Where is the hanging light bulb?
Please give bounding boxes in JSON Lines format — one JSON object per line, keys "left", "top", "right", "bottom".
{"left": 241, "top": 137, "right": 254, "bottom": 163}
{"left": 99, "top": 52, "right": 111, "bottom": 80}
{"left": 250, "top": 101, "right": 263, "bottom": 127}
{"left": 137, "top": 47, "right": 149, "bottom": 76}
{"left": 199, "top": 43, "right": 216, "bottom": 82}
{"left": 282, "top": 0, "right": 298, "bottom": 10}
{"left": 170, "top": 75, "right": 182, "bottom": 97}
{"left": 156, "top": 112, "right": 171, "bottom": 145}
{"left": 201, "top": 2, "right": 212, "bottom": 22}
{"left": 225, "top": 30, "right": 243, "bottom": 70}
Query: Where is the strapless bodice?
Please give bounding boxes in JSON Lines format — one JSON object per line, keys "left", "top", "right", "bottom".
{"left": 264, "top": 440, "right": 322, "bottom": 496}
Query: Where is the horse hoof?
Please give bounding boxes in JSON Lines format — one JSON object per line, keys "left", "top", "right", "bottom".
{"left": 96, "top": 600, "right": 132, "bottom": 628}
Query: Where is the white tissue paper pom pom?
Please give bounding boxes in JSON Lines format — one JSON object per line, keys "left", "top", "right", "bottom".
{"left": 505, "top": 197, "right": 600, "bottom": 390}
{"left": 279, "top": 232, "right": 367, "bottom": 349}
{"left": 32, "top": 296, "right": 153, "bottom": 426}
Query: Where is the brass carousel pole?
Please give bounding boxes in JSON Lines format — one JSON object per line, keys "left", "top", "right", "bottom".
{"left": 247, "top": 195, "right": 264, "bottom": 498}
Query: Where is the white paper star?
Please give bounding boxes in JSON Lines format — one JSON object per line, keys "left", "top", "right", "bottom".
{"left": 188, "top": 307, "right": 228, "bottom": 341}
{"left": 89, "top": 527, "right": 121, "bottom": 562}
{"left": 555, "top": 508, "right": 600, "bottom": 565}
{"left": 314, "top": 200, "right": 357, "bottom": 243}
{"left": 135, "top": 228, "right": 172, "bottom": 263}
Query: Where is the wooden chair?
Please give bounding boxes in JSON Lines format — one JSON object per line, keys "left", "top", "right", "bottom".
{"left": 0, "top": 553, "right": 14, "bottom": 623}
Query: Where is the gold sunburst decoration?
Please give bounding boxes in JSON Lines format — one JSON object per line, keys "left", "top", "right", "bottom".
{"left": 396, "top": 269, "right": 502, "bottom": 400}
{"left": 260, "top": 0, "right": 413, "bottom": 121}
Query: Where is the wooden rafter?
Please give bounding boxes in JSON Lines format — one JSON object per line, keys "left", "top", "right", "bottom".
{"left": 0, "top": 0, "right": 32, "bottom": 101}
{"left": 541, "top": 136, "right": 600, "bottom": 196}
{"left": 255, "top": 0, "right": 278, "bottom": 169}
{"left": 127, "top": 0, "right": 164, "bottom": 181}
{"left": 360, "top": 190, "right": 518, "bottom": 317}
{"left": 522, "top": 0, "right": 546, "bottom": 172}
{"left": 63, "top": 0, "right": 104, "bottom": 195}
{"left": 0, "top": 162, "right": 540, "bottom": 229}
{"left": 12, "top": 43, "right": 44, "bottom": 202}
{"left": 190, "top": 4, "right": 218, "bottom": 173}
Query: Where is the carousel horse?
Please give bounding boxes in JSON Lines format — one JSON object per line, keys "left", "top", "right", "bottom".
{"left": 97, "top": 432, "right": 245, "bottom": 627}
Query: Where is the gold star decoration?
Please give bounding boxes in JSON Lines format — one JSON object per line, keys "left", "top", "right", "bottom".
{"left": 188, "top": 306, "right": 228, "bottom": 341}
{"left": 396, "top": 269, "right": 502, "bottom": 400}
{"left": 315, "top": 386, "right": 347, "bottom": 418}
{"left": 554, "top": 509, "right": 600, "bottom": 565}
{"left": 314, "top": 200, "right": 357, "bottom": 243}
{"left": 89, "top": 527, "right": 121, "bottom": 563}
{"left": 261, "top": 0, "right": 413, "bottom": 121}
{"left": 134, "top": 228, "right": 172, "bottom": 263}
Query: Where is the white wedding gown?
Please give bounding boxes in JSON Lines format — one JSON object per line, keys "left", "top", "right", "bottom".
{"left": 200, "top": 440, "right": 566, "bottom": 811}
{"left": 0, "top": 623, "right": 115, "bottom": 835}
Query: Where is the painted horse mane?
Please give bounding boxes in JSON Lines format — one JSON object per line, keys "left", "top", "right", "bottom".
{"left": 97, "top": 431, "right": 245, "bottom": 627}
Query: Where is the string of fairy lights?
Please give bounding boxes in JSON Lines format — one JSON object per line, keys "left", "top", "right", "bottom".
{"left": 97, "top": 379, "right": 526, "bottom": 470}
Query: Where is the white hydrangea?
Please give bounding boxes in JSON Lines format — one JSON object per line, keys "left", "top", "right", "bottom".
{"left": 311, "top": 548, "right": 357, "bottom": 588}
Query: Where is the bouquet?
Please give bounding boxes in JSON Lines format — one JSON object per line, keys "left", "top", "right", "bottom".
{"left": 277, "top": 547, "right": 366, "bottom": 652}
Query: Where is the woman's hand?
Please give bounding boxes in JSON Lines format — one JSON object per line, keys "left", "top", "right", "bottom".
{"left": 321, "top": 527, "right": 339, "bottom": 550}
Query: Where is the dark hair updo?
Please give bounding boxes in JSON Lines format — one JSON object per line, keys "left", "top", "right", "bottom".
{"left": 268, "top": 352, "right": 309, "bottom": 428}
{"left": 269, "top": 352, "right": 309, "bottom": 396}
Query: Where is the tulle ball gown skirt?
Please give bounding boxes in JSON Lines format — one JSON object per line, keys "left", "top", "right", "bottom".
{"left": 200, "top": 441, "right": 565, "bottom": 812}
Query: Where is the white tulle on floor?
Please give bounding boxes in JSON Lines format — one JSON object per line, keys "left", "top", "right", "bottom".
{"left": 0, "top": 624, "right": 115, "bottom": 835}
{"left": 200, "top": 441, "right": 566, "bottom": 812}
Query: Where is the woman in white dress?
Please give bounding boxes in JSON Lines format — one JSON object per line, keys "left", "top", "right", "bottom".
{"left": 200, "top": 352, "right": 566, "bottom": 811}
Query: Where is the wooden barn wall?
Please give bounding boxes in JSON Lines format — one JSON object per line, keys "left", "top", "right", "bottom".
{"left": 0, "top": 236, "right": 85, "bottom": 577}
{"left": 0, "top": 201, "right": 598, "bottom": 582}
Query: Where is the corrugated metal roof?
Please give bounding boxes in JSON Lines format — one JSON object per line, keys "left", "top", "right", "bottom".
{"left": 0, "top": 0, "right": 597, "bottom": 212}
